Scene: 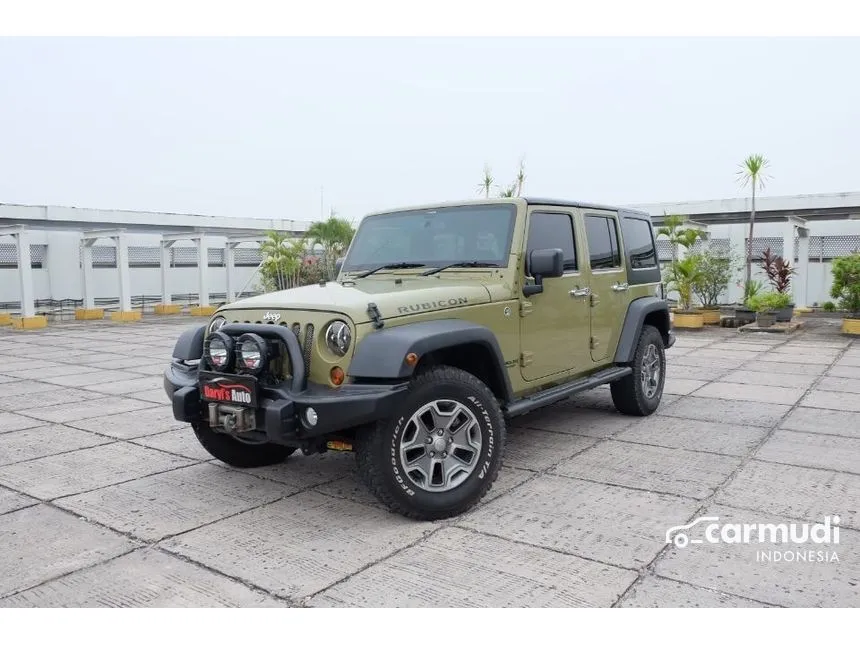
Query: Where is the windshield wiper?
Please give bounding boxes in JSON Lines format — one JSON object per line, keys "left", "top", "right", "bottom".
{"left": 353, "top": 262, "right": 426, "bottom": 279}
{"left": 420, "top": 261, "right": 501, "bottom": 276}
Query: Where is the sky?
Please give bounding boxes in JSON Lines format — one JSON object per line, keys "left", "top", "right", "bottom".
{"left": 1, "top": 37, "right": 859, "bottom": 224}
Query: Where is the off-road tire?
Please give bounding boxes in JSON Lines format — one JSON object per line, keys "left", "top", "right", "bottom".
{"left": 355, "top": 366, "right": 506, "bottom": 521}
{"left": 192, "top": 419, "right": 296, "bottom": 468}
{"left": 610, "top": 324, "right": 666, "bottom": 416}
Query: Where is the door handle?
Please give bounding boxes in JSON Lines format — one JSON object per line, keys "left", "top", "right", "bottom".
{"left": 611, "top": 282, "right": 629, "bottom": 292}
{"left": 570, "top": 287, "right": 591, "bottom": 298}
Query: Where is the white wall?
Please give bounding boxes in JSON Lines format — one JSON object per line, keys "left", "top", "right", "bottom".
{"left": 662, "top": 219, "right": 860, "bottom": 306}
{"left": 1, "top": 230, "right": 263, "bottom": 307}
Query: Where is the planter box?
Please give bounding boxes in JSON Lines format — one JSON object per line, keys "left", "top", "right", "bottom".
{"left": 734, "top": 308, "right": 756, "bottom": 325}
{"left": 843, "top": 318, "right": 860, "bottom": 336}
{"left": 673, "top": 312, "right": 704, "bottom": 329}
{"left": 775, "top": 304, "right": 795, "bottom": 323}
{"left": 699, "top": 308, "right": 721, "bottom": 325}
{"left": 757, "top": 312, "right": 777, "bottom": 328}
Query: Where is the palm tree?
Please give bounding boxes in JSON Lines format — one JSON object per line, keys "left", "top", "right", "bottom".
{"left": 479, "top": 158, "right": 526, "bottom": 198}
{"left": 515, "top": 157, "right": 526, "bottom": 197}
{"left": 477, "top": 164, "right": 494, "bottom": 198}
{"left": 657, "top": 213, "right": 706, "bottom": 264}
{"left": 258, "top": 231, "right": 304, "bottom": 291}
{"left": 305, "top": 211, "right": 356, "bottom": 280}
{"left": 736, "top": 154, "right": 771, "bottom": 289}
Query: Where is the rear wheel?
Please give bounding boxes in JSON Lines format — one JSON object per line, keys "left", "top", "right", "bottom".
{"left": 610, "top": 324, "right": 665, "bottom": 416}
{"left": 192, "top": 419, "right": 296, "bottom": 467}
{"left": 355, "top": 366, "right": 505, "bottom": 520}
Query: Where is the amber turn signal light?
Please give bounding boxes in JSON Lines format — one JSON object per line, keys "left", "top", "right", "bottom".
{"left": 405, "top": 352, "right": 419, "bottom": 367}
{"left": 330, "top": 366, "right": 345, "bottom": 386}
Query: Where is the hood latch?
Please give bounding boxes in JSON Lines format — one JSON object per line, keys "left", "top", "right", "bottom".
{"left": 367, "top": 302, "right": 385, "bottom": 329}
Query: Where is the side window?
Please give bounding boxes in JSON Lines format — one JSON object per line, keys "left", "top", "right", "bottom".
{"left": 585, "top": 215, "right": 622, "bottom": 270}
{"left": 621, "top": 217, "right": 658, "bottom": 269}
{"left": 526, "top": 212, "right": 577, "bottom": 272}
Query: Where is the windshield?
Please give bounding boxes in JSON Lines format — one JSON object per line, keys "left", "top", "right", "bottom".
{"left": 341, "top": 204, "right": 517, "bottom": 272}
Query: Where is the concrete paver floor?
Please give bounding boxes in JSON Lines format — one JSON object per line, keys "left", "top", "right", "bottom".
{"left": 0, "top": 316, "right": 857, "bottom": 607}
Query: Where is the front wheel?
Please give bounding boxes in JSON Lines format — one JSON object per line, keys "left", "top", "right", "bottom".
{"left": 355, "top": 366, "right": 506, "bottom": 520}
{"left": 610, "top": 324, "right": 666, "bottom": 416}
{"left": 192, "top": 419, "right": 296, "bottom": 468}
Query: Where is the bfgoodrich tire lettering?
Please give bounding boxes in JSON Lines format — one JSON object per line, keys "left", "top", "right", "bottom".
{"left": 355, "top": 366, "right": 506, "bottom": 520}
{"left": 192, "top": 419, "right": 296, "bottom": 467}
{"left": 610, "top": 323, "right": 666, "bottom": 416}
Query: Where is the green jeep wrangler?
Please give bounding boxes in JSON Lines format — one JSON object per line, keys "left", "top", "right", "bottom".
{"left": 164, "top": 198, "right": 674, "bottom": 520}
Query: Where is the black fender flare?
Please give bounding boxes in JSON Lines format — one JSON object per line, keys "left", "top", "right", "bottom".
{"left": 613, "top": 297, "right": 672, "bottom": 364}
{"left": 172, "top": 324, "right": 206, "bottom": 361}
{"left": 348, "top": 319, "right": 514, "bottom": 401}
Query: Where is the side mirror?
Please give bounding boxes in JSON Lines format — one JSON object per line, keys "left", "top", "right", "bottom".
{"left": 334, "top": 257, "right": 344, "bottom": 275}
{"left": 524, "top": 248, "right": 564, "bottom": 296}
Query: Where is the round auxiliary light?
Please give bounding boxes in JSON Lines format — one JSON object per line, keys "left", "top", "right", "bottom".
{"left": 208, "top": 315, "right": 227, "bottom": 334}
{"left": 305, "top": 407, "right": 318, "bottom": 427}
{"left": 325, "top": 320, "right": 352, "bottom": 357}
{"left": 206, "top": 331, "right": 234, "bottom": 372}
{"left": 236, "top": 333, "right": 268, "bottom": 374}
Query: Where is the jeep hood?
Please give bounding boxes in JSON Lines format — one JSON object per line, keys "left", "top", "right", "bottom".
{"left": 218, "top": 278, "right": 493, "bottom": 323}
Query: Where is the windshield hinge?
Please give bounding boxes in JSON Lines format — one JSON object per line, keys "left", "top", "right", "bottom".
{"left": 367, "top": 302, "right": 385, "bottom": 329}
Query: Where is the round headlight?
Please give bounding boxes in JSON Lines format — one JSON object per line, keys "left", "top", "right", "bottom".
{"left": 208, "top": 316, "right": 227, "bottom": 334}
{"left": 237, "top": 333, "right": 268, "bottom": 374}
{"left": 325, "top": 320, "right": 351, "bottom": 356}
{"left": 205, "top": 331, "right": 234, "bottom": 371}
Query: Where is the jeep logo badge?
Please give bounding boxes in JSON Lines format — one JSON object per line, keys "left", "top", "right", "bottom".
{"left": 263, "top": 311, "right": 281, "bottom": 322}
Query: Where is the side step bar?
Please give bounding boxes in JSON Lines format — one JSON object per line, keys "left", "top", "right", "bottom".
{"left": 504, "top": 366, "right": 633, "bottom": 418}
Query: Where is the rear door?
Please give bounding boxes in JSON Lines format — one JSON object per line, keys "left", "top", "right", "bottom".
{"left": 584, "top": 211, "right": 628, "bottom": 363}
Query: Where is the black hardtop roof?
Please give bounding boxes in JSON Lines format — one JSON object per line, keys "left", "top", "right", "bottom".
{"left": 522, "top": 197, "right": 651, "bottom": 218}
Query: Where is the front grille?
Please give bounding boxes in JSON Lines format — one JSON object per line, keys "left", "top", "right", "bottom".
{"left": 224, "top": 316, "right": 314, "bottom": 377}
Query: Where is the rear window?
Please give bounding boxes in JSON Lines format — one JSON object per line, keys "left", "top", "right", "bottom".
{"left": 621, "top": 217, "right": 658, "bottom": 269}
{"left": 585, "top": 215, "right": 622, "bottom": 270}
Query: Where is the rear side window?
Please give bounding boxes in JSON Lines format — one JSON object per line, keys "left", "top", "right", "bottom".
{"left": 526, "top": 212, "right": 577, "bottom": 272}
{"left": 621, "top": 217, "right": 658, "bottom": 269}
{"left": 585, "top": 215, "right": 621, "bottom": 269}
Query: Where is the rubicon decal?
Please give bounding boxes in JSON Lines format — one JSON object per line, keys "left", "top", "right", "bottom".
{"left": 397, "top": 298, "right": 468, "bottom": 315}
{"left": 202, "top": 381, "right": 253, "bottom": 404}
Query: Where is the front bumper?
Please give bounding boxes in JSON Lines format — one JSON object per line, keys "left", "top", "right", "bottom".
{"left": 163, "top": 323, "right": 408, "bottom": 445}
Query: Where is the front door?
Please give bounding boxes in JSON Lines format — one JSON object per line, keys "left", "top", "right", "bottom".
{"left": 584, "top": 211, "right": 628, "bottom": 363}
{"left": 519, "top": 209, "right": 592, "bottom": 381}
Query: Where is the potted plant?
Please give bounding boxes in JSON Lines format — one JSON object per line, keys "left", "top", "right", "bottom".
{"left": 748, "top": 291, "right": 791, "bottom": 328}
{"left": 668, "top": 255, "right": 705, "bottom": 328}
{"left": 656, "top": 214, "right": 707, "bottom": 316}
{"left": 733, "top": 279, "right": 762, "bottom": 325}
{"left": 830, "top": 251, "right": 860, "bottom": 335}
{"left": 759, "top": 247, "right": 797, "bottom": 322}
{"left": 692, "top": 248, "right": 733, "bottom": 324}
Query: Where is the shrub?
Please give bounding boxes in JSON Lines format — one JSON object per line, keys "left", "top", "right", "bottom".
{"left": 743, "top": 279, "right": 764, "bottom": 308}
{"left": 830, "top": 252, "right": 860, "bottom": 318}
{"left": 822, "top": 301, "right": 836, "bottom": 312}
{"left": 692, "top": 248, "right": 733, "bottom": 308}
{"left": 666, "top": 254, "right": 702, "bottom": 312}
{"left": 759, "top": 247, "right": 795, "bottom": 294}
{"left": 748, "top": 291, "right": 791, "bottom": 313}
